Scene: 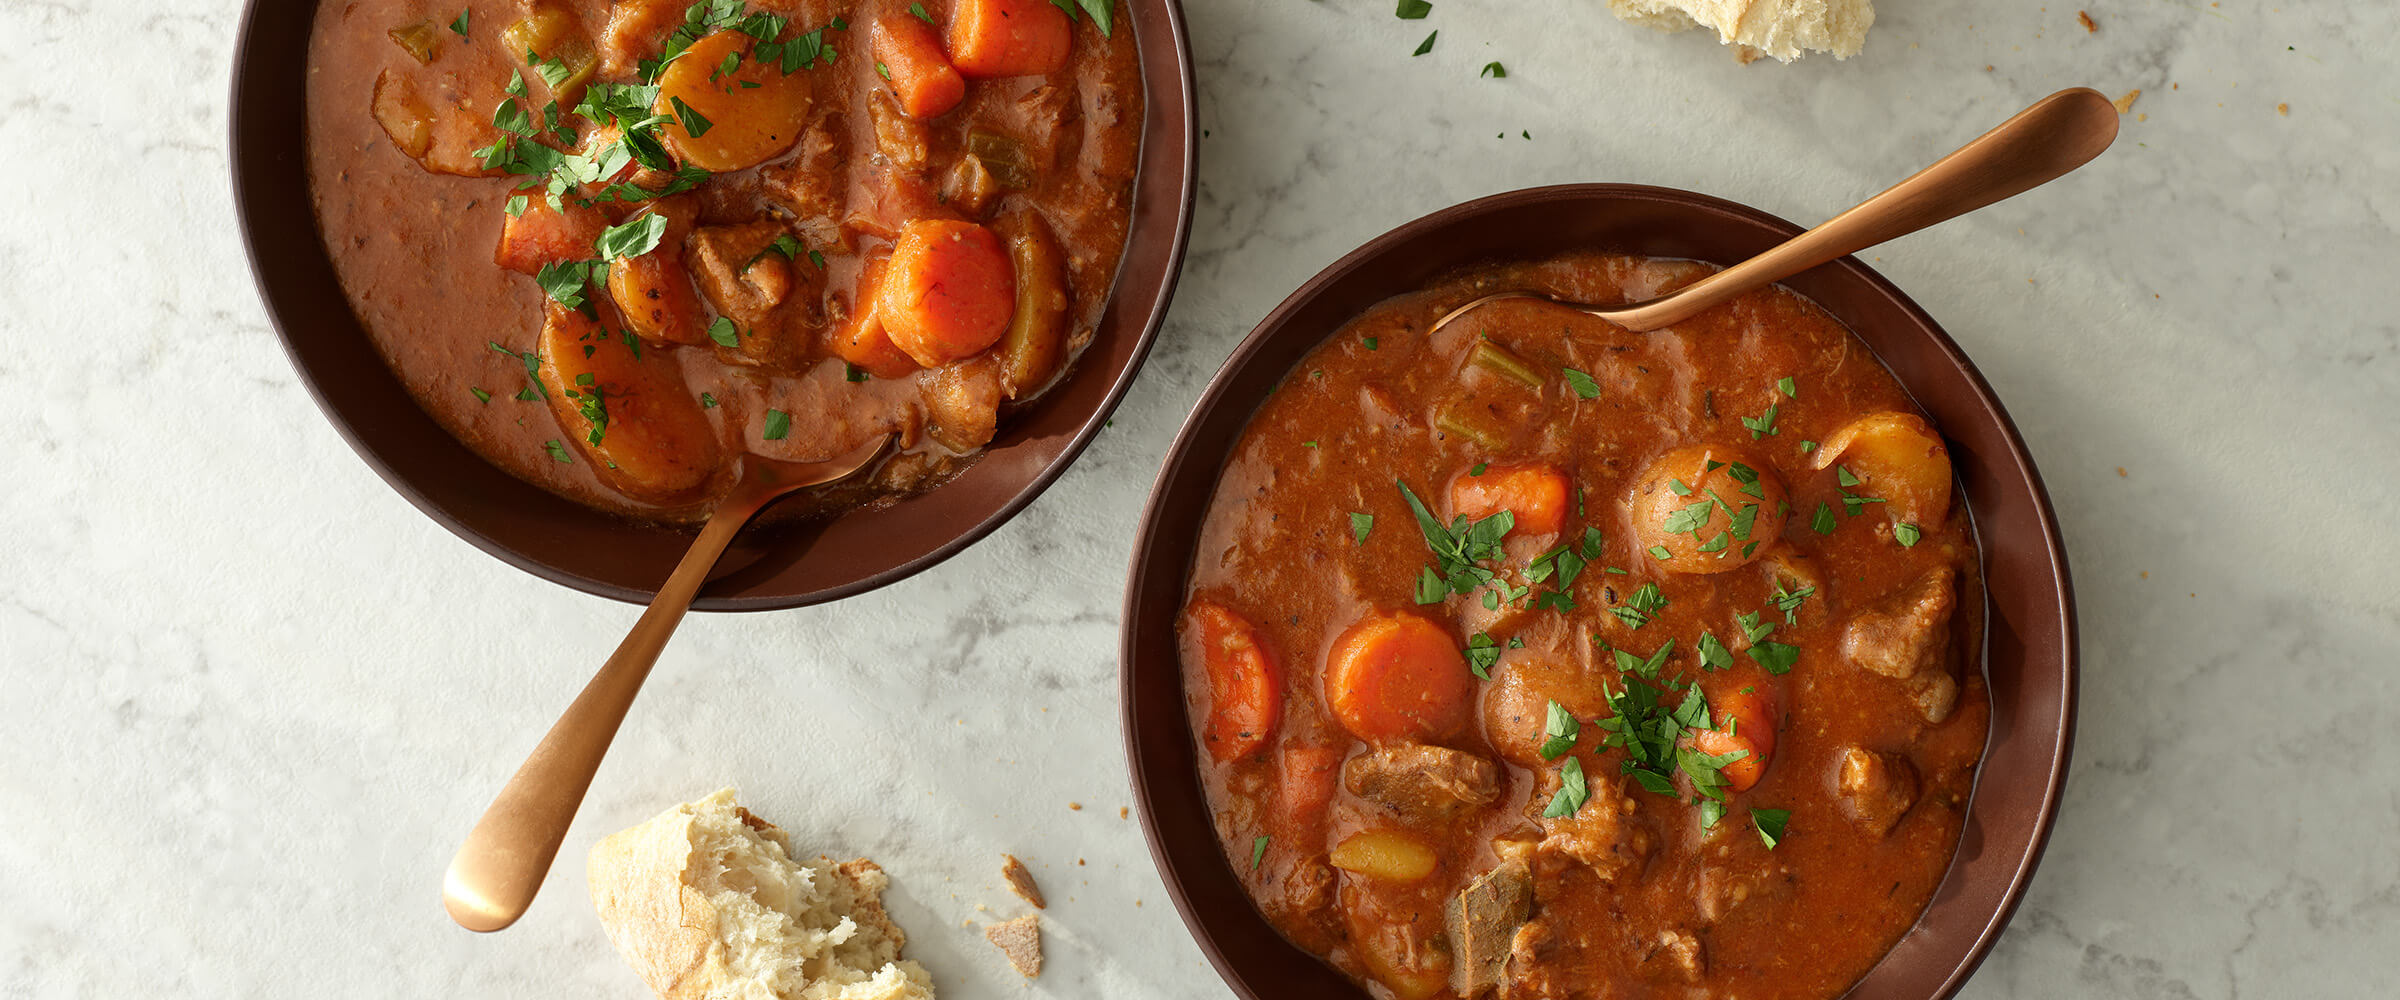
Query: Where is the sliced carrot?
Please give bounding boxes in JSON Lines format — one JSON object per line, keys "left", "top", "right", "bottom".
{"left": 1325, "top": 612, "right": 1476, "bottom": 742}
{"left": 495, "top": 197, "right": 608, "bottom": 274}
{"left": 1450, "top": 462, "right": 1571, "bottom": 538}
{"left": 605, "top": 197, "right": 708, "bottom": 346}
{"left": 1688, "top": 686, "right": 1778, "bottom": 792}
{"left": 827, "top": 255, "right": 921, "bottom": 379}
{"left": 873, "top": 13, "right": 966, "bottom": 118}
{"left": 946, "top": 0, "right": 1072, "bottom": 78}
{"left": 877, "top": 218, "right": 1015, "bottom": 367}
{"left": 1185, "top": 598, "right": 1284, "bottom": 763}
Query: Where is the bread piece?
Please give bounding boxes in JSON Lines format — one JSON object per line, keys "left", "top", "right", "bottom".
{"left": 983, "top": 915, "right": 1042, "bottom": 978}
{"left": 588, "top": 789, "right": 936, "bottom": 1000}
{"left": 999, "top": 855, "right": 1045, "bottom": 909}
{"left": 1606, "top": 0, "right": 1875, "bottom": 62}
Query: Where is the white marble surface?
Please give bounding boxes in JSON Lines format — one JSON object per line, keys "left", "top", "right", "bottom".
{"left": 4, "top": 0, "right": 2397, "bottom": 997}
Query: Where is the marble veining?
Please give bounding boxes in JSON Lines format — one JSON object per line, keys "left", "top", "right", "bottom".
{"left": 2, "top": 0, "right": 2395, "bottom": 997}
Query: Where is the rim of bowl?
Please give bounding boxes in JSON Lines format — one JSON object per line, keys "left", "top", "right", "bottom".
{"left": 230, "top": 0, "right": 1198, "bottom": 611}
{"left": 1120, "top": 182, "right": 2078, "bottom": 1000}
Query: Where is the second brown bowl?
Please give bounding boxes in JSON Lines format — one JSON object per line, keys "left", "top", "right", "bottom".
{"left": 1119, "top": 183, "right": 2077, "bottom": 1000}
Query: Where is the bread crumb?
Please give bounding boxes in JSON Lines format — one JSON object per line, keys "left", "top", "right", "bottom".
{"left": 2137, "top": 113, "right": 2147, "bottom": 122}
{"left": 1076, "top": 858, "right": 1087, "bottom": 866}
{"left": 1068, "top": 802, "right": 1082, "bottom": 811}
{"left": 2140, "top": 571, "right": 2149, "bottom": 579}
{"left": 1001, "top": 855, "right": 1046, "bottom": 909}
{"left": 1733, "top": 44, "right": 1765, "bottom": 65}
{"left": 2077, "top": 10, "right": 2097, "bottom": 31}
{"left": 2112, "top": 89, "right": 2141, "bottom": 114}
{"left": 1118, "top": 807, "right": 1129, "bottom": 819}
{"left": 984, "top": 916, "right": 1042, "bottom": 979}
{"left": 2116, "top": 467, "right": 2127, "bottom": 477}
{"left": 2277, "top": 102, "right": 2289, "bottom": 116}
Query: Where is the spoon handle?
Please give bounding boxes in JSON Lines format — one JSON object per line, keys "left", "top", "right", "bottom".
{"left": 440, "top": 493, "right": 761, "bottom": 932}
{"left": 1607, "top": 87, "right": 2120, "bottom": 331}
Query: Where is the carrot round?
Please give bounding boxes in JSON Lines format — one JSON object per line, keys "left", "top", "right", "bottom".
{"left": 1273, "top": 742, "right": 1345, "bottom": 837}
{"left": 1186, "top": 598, "right": 1283, "bottom": 763}
{"left": 946, "top": 0, "right": 1072, "bottom": 78}
{"left": 1688, "top": 686, "right": 1778, "bottom": 792}
{"left": 877, "top": 218, "right": 1015, "bottom": 367}
{"left": 1325, "top": 612, "right": 1475, "bottom": 742}
{"left": 1450, "top": 462, "right": 1571, "bottom": 538}
{"left": 828, "top": 255, "right": 922, "bottom": 378}
{"left": 873, "top": 13, "right": 966, "bottom": 118}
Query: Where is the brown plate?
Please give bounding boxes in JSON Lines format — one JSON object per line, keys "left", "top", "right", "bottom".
{"left": 1120, "top": 184, "right": 2077, "bottom": 999}
{"left": 230, "top": 0, "right": 1197, "bottom": 610}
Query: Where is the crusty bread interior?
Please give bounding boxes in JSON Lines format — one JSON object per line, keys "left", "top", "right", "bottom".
{"left": 589, "top": 789, "right": 935, "bottom": 1000}
{"left": 1608, "top": 0, "right": 1876, "bottom": 62}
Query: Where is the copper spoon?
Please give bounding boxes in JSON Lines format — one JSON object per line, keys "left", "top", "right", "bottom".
{"left": 1431, "top": 87, "right": 2120, "bottom": 335}
{"left": 441, "top": 435, "right": 893, "bottom": 932}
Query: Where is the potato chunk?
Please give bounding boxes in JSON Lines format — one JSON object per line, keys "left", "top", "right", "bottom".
{"left": 1813, "top": 411, "right": 1954, "bottom": 530}
{"left": 1628, "top": 443, "right": 1791, "bottom": 573}
{"left": 605, "top": 199, "right": 709, "bottom": 347}
{"left": 1329, "top": 830, "right": 1439, "bottom": 883}
{"left": 536, "top": 305, "right": 721, "bottom": 502}
{"left": 654, "top": 31, "right": 814, "bottom": 171}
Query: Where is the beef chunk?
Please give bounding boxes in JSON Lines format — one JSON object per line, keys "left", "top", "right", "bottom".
{"left": 1841, "top": 567, "right": 1962, "bottom": 723}
{"left": 921, "top": 359, "right": 1003, "bottom": 452}
{"left": 1444, "top": 859, "right": 1531, "bottom": 998}
{"left": 1835, "top": 746, "right": 1921, "bottom": 835}
{"left": 1645, "top": 929, "right": 1704, "bottom": 984}
{"left": 1533, "top": 772, "right": 1650, "bottom": 882}
{"left": 1343, "top": 743, "right": 1502, "bottom": 822}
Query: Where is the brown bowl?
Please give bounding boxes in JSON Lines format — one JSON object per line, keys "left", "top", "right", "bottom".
{"left": 1120, "top": 184, "right": 2077, "bottom": 999}
{"left": 230, "top": 1, "right": 1196, "bottom": 610}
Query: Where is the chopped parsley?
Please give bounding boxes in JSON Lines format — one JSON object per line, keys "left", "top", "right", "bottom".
{"left": 1811, "top": 501, "right": 1836, "bottom": 535}
{"left": 668, "top": 96, "right": 713, "bottom": 137}
{"left": 594, "top": 213, "right": 668, "bottom": 260}
{"left": 699, "top": 392, "right": 718, "bottom": 408}
{"left": 1395, "top": 0, "right": 1432, "bottom": 18}
{"left": 1609, "top": 581, "right": 1668, "bottom": 629}
{"left": 1753, "top": 807, "right": 1791, "bottom": 848}
{"left": 1250, "top": 835, "right": 1269, "bottom": 870}
{"left": 1464, "top": 632, "right": 1502, "bottom": 679}
{"left": 469, "top": 386, "right": 492, "bottom": 403}
{"left": 1469, "top": 462, "right": 1487, "bottom": 476}
{"left": 543, "top": 439, "right": 574, "bottom": 463}
{"left": 1696, "top": 631, "right": 1733, "bottom": 671}
{"left": 1740, "top": 403, "right": 1780, "bottom": 439}
{"left": 1412, "top": 30, "right": 1437, "bottom": 56}
{"left": 762, "top": 408, "right": 791, "bottom": 440}
{"left": 1398, "top": 479, "right": 1513, "bottom": 604}
{"left": 1538, "top": 699, "right": 1579, "bottom": 759}
{"left": 1481, "top": 61, "right": 1506, "bottom": 78}
{"left": 707, "top": 316, "right": 740, "bottom": 347}
{"left": 845, "top": 363, "right": 869, "bottom": 382}
{"left": 1350, "top": 512, "right": 1374, "bottom": 545}
{"left": 1776, "top": 376, "right": 1797, "bottom": 398}
{"left": 1048, "top": 0, "right": 1114, "bottom": 36}
{"left": 1895, "top": 522, "right": 1923, "bottom": 547}
{"left": 909, "top": 1, "right": 934, "bottom": 23}
{"left": 1364, "top": 336, "right": 1380, "bottom": 350}
{"left": 1541, "top": 756, "right": 1587, "bottom": 818}
{"left": 1561, "top": 367, "right": 1602, "bottom": 400}
{"left": 448, "top": 8, "right": 469, "bottom": 37}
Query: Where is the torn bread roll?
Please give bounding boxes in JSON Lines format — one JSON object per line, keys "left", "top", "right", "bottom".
{"left": 588, "top": 789, "right": 936, "bottom": 1000}
{"left": 1607, "top": 0, "right": 1875, "bottom": 62}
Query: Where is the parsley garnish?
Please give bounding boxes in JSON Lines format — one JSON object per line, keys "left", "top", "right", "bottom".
{"left": 1048, "top": 0, "right": 1114, "bottom": 36}
{"left": 669, "top": 96, "right": 713, "bottom": 137}
{"left": 1538, "top": 699, "right": 1579, "bottom": 759}
{"left": 845, "top": 363, "right": 869, "bottom": 382}
{"left": 909, "top": 1, "right": 934, "bottom": 23}
{"left": 1413, "top": 30, "right": 1437, "bottom": 55}
{"left": 762, "top": 408, "right": 791, "bottom": 440}
{"left": 448, "top": 9, "right": 469, "bottom": 37}
{"left": 1561, "top": 367, "right": 1601, "bottom": 400}
{"left": 707, "top": 316, "right": 740, "bottom": 347}
{"left": 1364, "top": 336, "right": 1380, "bottom": 350}
{"left": 1350, "top": 512, "right": 1374, "bottom": 545}
{"left": 699, "top": 392, "right": 718, "bottom": 408}
{"left": 1398, "top": 479, "right": 1513, "bottom": 602}
{"left": 1481, "top": 61, "right": 1506, "bottom": 78}
{"left": 1696, "top": 631, "right": 1733, "bottom": 671}
{"left": 1753, "top": 807, "right": 1790, "bottom": 848}
{"left": 543, "top": 439, "right": 573, "bottom": 463}
{"left": 1811, "top": 501, "right": 1836, "bottom": 535}
{"left": 1541, "top": 756, "right": 1587, "bottom": 818}
{"left": 1395, "top": 0, "right": 1432, "bottom": 18}
{"left": 1895, "top": 522, "right": 1923, "bottom": 547}
{"left": 1251, "top": 835, "right": 1269, "bottom": 870}
{"left": 1741, "top": 403, "right": 1779, "bottom": 439}
{"left": 594, "top": 213, "right": 669, "bottom": 261}
{"left": 1465, "top": 632, "right": 1501, "bottom": 679}
{"left": 1776, "top": 376, "right": 1797, "bottom": 398}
